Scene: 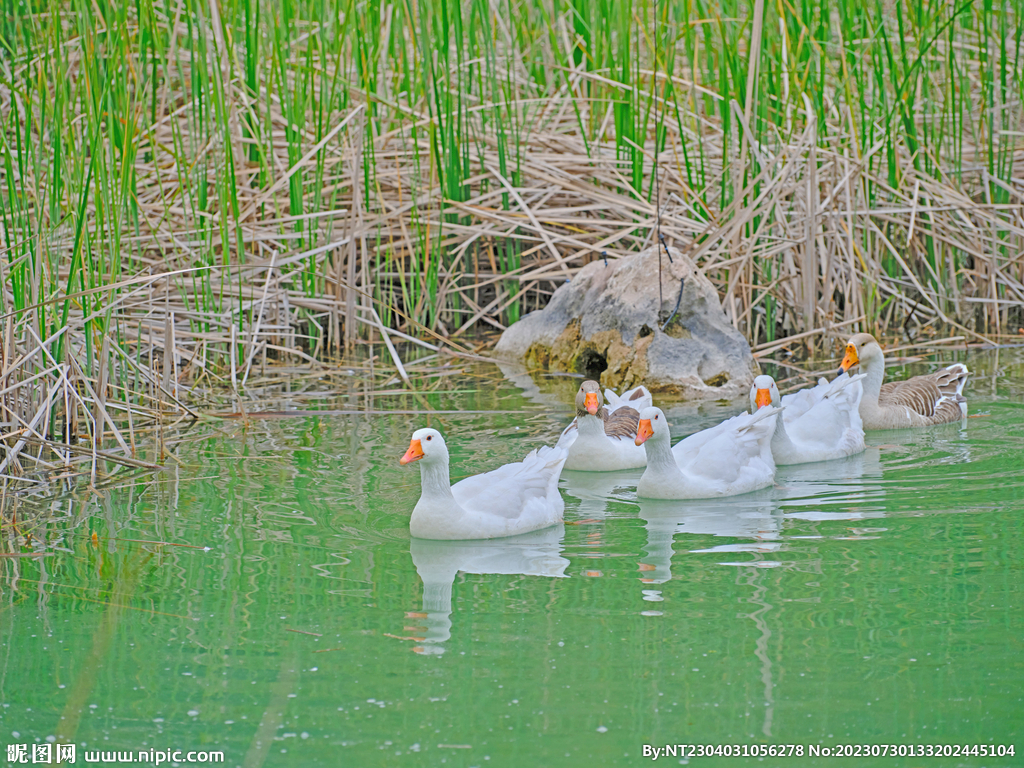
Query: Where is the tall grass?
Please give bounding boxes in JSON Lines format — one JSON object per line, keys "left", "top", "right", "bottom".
{"left": 0, "top": 0, "right": 1021, "bottom": 478}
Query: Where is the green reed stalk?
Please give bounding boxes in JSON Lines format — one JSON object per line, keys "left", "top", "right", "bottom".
{"left": 0, "top": 0, "right": 1020, "bottom": 403}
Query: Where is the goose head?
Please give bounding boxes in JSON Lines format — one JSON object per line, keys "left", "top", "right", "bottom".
{"left": 749, "top": 374, "right": 781, "bottom": 411}
{"left": 400, "top": 428, "right": 449, "bottom": 465}
{"left": 634, "top": 406, "right": 670, "bottom": 447}
{"left": 839, "top": 333, "right": 883, "bottom": 375}
{"left": 575, "top": 380, "right": 603, "bottom": 417}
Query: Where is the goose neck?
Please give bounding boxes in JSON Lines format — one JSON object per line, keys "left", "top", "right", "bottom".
{"left": 860, "top": 356, "right": 885, "bottom": 404}
{"left": 644, "top": 431, "right": 679, "bottom": 474}
{"left": 770, "top": 410, "right": 796, "bottom": 452}
{"left": 577, "top": 413, "right": 608, "bottom": 439}
{"left": 418, "top": 459, "right": 455, "bottom": 502}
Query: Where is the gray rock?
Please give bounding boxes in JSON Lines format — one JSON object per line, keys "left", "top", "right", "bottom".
{"left": 495, "top": 245, "right": 758, "bottom": 399}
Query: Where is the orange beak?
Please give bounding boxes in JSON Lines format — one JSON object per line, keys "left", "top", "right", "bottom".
{"left": 400, "top": 438, "right": 424, "bottom": 465}
{"left": 754, "top": 388, "right": 772, "bottom": 408}
{"left": 635, "top": 419, "right": 654, "bottom": 446}
{"left": 584, "top": 392, "right": 599, "bottom": 415}
{"left": 838, "top": 344, "right": 859, "bottom": 374}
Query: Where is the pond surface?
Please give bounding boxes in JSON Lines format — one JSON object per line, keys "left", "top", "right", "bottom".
{"left": 1, "top": 347, "right": 1022, "bottom": 767}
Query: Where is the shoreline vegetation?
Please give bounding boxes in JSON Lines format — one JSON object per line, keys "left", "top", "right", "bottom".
{"left": 0, "top": 0, "right": 1022, "bottom": 487}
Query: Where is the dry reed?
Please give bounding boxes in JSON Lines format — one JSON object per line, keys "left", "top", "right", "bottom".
{"left": 0, "top": 0, "right": 1021, "bottom": 490}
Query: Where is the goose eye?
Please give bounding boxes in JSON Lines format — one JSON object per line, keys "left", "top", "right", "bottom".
{"left": 426, "top": 436, "right": 432, "bottom": 441}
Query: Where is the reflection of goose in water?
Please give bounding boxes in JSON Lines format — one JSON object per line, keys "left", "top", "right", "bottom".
{"left": 407, "top": 525, "right": 569, "bottom": 654}
{"left": 560, "top": 468, "right": 643, "bottom": 520}
{"left": 635, "top": 495, "right": 783, "bottom": 588}
{"left": 774, "top": 447, "right": 886, "bottom": 522}
{"left": 495, "top": 361, "right": 574, "bottom": 412}
{"left": 866, "top": 419, "right": 974, "bottom": 474}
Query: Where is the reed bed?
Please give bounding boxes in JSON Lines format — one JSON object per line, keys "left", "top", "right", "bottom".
{"left": 0, "top": 0, "right": 1022, "bottom": 486}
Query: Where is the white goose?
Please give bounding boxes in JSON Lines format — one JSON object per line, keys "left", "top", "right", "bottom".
{"left": 838, "top": 333, "right": 969, "bottom": 429}
{"left": 634, "top": 406, "right": 781, "bottom": 499}
{"left": 400, "top": 428, "right": 574, "bottom": 540}
{"left": 562, "top": 380, "right": 650, "bottom": 471}
{"left": 750, "top": 373, "right": 867, "bottom": 465}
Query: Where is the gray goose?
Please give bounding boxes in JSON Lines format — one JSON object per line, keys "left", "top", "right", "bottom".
{"left": 562, "top": 380, "right": 647, "bottom": 470}
{"left": 838, "top": 333, "right": 969, "bottom": 430}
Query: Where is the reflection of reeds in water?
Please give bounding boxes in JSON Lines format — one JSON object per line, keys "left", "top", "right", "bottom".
{"left": 737, "top": 565, "right": 777, "bottom": 739}
{"left": 403, "top": 526, "right": 569, "bottom": 655}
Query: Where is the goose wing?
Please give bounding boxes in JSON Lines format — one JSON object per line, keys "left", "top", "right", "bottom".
{"left": 670, "top": 407, "right": 777, "bottom": 470}
{"left": 452, "top": 444, "right": 568, "bottom": 518}
{"left": 682, "top": 408, "right": 778, "bottom": 484}
{"left": 780, "top": 377, "right": 832, "bottom": 422}
{"left": 878, "top": 364, "right": 968, "bottom": 420}
{"left": 602, "top": 405, "right": 641, "bottom": 439}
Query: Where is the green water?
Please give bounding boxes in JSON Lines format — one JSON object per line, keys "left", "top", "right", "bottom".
{"left": 2, "top": 349, "right": 1022, "bottom": 767}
